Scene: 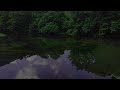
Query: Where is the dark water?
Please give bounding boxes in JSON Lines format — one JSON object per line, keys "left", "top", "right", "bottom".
{"left": 0, "top": 50, "right": 112, "bottom": 79}
{"left": 0, "top": 37, "right": 120, "bottom": 79}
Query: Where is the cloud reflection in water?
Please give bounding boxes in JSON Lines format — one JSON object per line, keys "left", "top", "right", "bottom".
{"left": 0, "top": 50, "right": 112, "bottom": 79}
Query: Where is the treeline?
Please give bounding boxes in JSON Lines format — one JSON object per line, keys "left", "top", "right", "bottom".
{"left": 0, "top": 11, "right": 120, "bottom": 39}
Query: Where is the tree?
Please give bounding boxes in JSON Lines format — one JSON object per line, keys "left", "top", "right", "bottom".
{"left": 0, "top": 11, "right": 10, "bottom": 34}
{"left": 8, "top": 11, "right": 33, "bottom": 40}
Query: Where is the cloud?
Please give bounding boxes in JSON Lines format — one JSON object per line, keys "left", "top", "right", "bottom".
{"left": 16, "top": 64, "right": 39, "bottom": 79}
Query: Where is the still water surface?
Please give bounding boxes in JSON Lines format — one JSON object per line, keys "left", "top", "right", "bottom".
{"left": 0, "top": 37, "right": 120, "bottom": 79}
{"left": 0, "top": 50, "right": 112, "bottom": 79}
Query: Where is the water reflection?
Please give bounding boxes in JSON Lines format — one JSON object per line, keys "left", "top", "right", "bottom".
{"left": 0, "top": 50, "right": 112, "bottom": 79}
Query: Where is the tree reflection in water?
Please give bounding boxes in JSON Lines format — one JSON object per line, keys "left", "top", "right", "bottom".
{"left": 0, "top": 50, "right": 111, "bottom": 79}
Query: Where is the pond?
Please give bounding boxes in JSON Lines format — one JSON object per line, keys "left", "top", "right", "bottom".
{"left": 0, "top": 37, "right": 120, "bottom": 79}
{"left": 0, "top": 50, "right": 112, "bottom": 79}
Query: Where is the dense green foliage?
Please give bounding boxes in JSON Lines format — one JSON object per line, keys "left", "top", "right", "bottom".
{"left": 0, "top": 11, "right": 120, "bottom": 39}
{"left": 1, "top": 11, "right": 120, "bottom": 77}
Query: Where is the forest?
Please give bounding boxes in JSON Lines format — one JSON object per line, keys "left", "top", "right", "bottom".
{"left": 0, "top": 11, "right": 120, "bottom": 40}
{"left": 0, "top": 11, "right": 120, "bottom": 79}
